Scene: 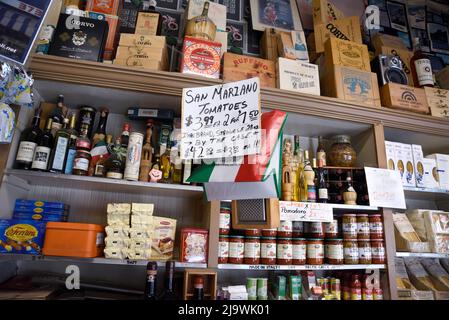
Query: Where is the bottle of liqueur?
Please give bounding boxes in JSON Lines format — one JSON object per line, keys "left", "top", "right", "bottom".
{"left": 31, "top": 118, "right": 54, "bottom": 171}
{"left": 410, "top": 37, "right": 434, "bottom": 88}
{"left": 139, "top": 119, "right": 154, "bottom": 182}
{"left": 121, "top": 123, "right": 130, "bottom": 149}
{"left": 316, "top": 136, "right": 326, "bottom": 167}
{"left": 64, "top": 114, "right": 79, "bottom": 175}
{"left": 303, "top": 150, "right": 316, "bottom": 202}
{"left": 136, "top": 0, "right": 162, "bottom": 36}
{"left": 161, "top": 146, "right": 172, "bottom": 183}
{"left": 292, "top": 136, "right": 303, "bottom": 202}
{"left": 343, "top": 175, "right": 357, "bottom": 205}
{"left": 106, "top": 137, "right": 125, "bottom": 179}
{"left": 185, "top": 1, "right": 217, "bottom": 41}
{"left": 88, "top": 108, "right": 110, "bottom": 176}
{"left": 94, "top": 134, "right": 112, "bottom": 177}
{"left": 159, "top": 261, "right": 177, "bottom": 300}
{"left": 49, "top": 94, "right": 66, "bottom": 136}
{"left": 15, "top": 108, "right": 42, "bottom": 170}
{"left": 172, "top": 152, "right": 182, "bottom": 184}
{"left": 48, "top": 117, "right": 70, "bottom": 173}
{"left": 317, "top": 164, "right": 328, "bottom": 203}
{"left": 193, "top": 276, "right": 204, "bottom": 300}
{"left": 144, "top": 261, "right": 158, "bottom": 300}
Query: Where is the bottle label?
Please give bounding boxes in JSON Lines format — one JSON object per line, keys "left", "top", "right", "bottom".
{"left": 324, "top": 220, "right": 338, "bottom": 234}
{"left": 307, "top": 185, "right": 316, "bottom": 201}
{"left": 76, "top": 139, "right": 91, "bottom": 149}
{"left": 51, "top": 123, "right": 62, "bottom": 136}
{"left": 278, "top": 220, "right": 292, "bottom": 232}
{"left": 357, "top": 222, "right": 370, "bottom": 234}
{"left": 370, "top": 222, "right": 383, "bottom": 233}
{"left": 358, "top": 246, "right": 372, "bottom": 260}
{"left": 308, "top": 222, "right": 324, "bottom": 233}
{"left": 326, "top": 244, "right": 343, "bottom": 259}
{"left": 292, "top": 221, "right": 304, "bottom": 233}
{"left": 73, "top": 157, "right": 89, "bottom": 171}
{"left": 260, "top": 243, "right": 276, "bottom": 259}
{"left": 292, "top": 243, "right": 306, "bottom": 259}
{"left": 351, "top": 288, "right": 362, "bottom": 300}
{"left": 343, "top": 222, "right": 357, "bottom": 233}
{"left": 276, "top": 243, "right": 292, "bottom": 259}
{"left": 16, "top": 141, "right": 37, "bottom": 163}
{"left": 218, "top": 241, "right": 229, "bottom": 258}
{"left": 244, "top": 242, "right": 261, "bottom": 259}
{"left": 344, "top": 246, "right": 358, "bottom": 259}
{"left": 415, "top": 59, "right": 433, "bottom": 86}
{"left": 306, "top": 243, "right": 324, "bottom": 259}
{"left": 317, "top": 151, "right": 326, "bottom": 166}
{"left": 229, "top": 242, "right": 244, "bottom": 258}
{"left": 318, "top": 188, "right": 328, "bottom": 200}
{"left": 64, "top": 149, "right": 77, "bottom": 174}
{"left": 31, "top": 146, "right": 51, "bottom": 170}
{"left": 51, "top": 137, "right": 68, "bottom": 170}
{"left": 106, "top": 171, "right": 123, "bottom": 179}
{"left": 362, "top": 288, "right": 373, "bottom": 300}
{"left": 372, "top": 246, "right": 385, "bottom": 259}
{"left": 219, "top": 213, "right": 230, "bottom": 230}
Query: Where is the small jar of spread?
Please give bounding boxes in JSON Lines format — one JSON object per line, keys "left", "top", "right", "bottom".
{"left": 228, "top": 235, "right": 244, "bottom": 264}
{"left": 245, "top": 229, "right": 262, "bottom": 237}
{"left": 357, "top": 214, "right": 370, "bottom": 240}
{"left": 218, "top": 235, "right": 229, "bottom": 264}
{"left": 343, "top": 240, "right": 359, "bottom": 264}
{"left": 306, "top": 222, "right": 325, "bottom": 239}
{"left": 260, "top": 237, "right": 277, "bottom": 265}
{"left": 325, "top": 238, "right": 344, "bottom": 265}
{"left": 342, "top": 214, "right": 357, "bottom": 240}
{"left": 292, "top": 238, "right": 306, "bottom": 265}
{"left": 277, "top": 238, "right": 293, "bottom": 265}
{"left": 324, "top": 219, "right": 339, "bottom": 239}
{"left": 371, "top": 240, "right": 386, "bottom": 264}
{"left": 219, "top": 207, "right": 231, "bottom": 235}
{"left": 73, "top": 150, "right": 91, "bottom": 176}
{"left": 292, "top": 221, "right": 304, "bottom": 238}
{"left": 306, "top": 238, "right": 324, "bottom": 265}
{"left": 369, "top": 214, "right": 384, "bottom": 240}
{"left": 358, "top": 239, "right": 372, "bottom": 264}
{"left": 244, "top": 236, "right": 260, "bottom": 264}
{"left": 277, "top": 221, "right": 293, "bottom": 238}
{"left": 262, "top": 229, "right": 277, "bottom": 237}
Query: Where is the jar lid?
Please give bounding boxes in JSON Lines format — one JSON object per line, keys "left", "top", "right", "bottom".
{"left": 277, "top": 237, "right": 292, "bottom": 240}
{"left": 370, "top": 239, "right": 384, "bottom": 242}
{"left": 245, "top": 236, "right": 260, "bottom": 240}
{"left": 306, "top": 238, "right": 324, "bottom": 241}
{"left": 292, "top": 238, "right": 306, "bottom": 241}
{"left": 332, "top": 135, "right": 351, "bottom": 144}
{"left": 325, "top": 238, "right": 343, "bottom": 241}
{"left": 229, "top": 235, "right": 244, "bottom": 238}
{"left": 79, "top": 105, "right": 96, "bottom": 112}
{"left": 370, "top": 214, "right": 382, "bottom": 217}
{"left": 261, "top": 237, "right": 276, "bottom": 240}
{"left": 357, "top": 239, "right": 371, "bottom": 242}
{"left": 343, "top": 213, "right": 357, "bottom": 216}
{"left": 77, "top": 150, "right": 90, "bottom": 155}
{"left": 357, "top": 214, "right": 369, "bottom": 216}
{"left": 343, "top": 239, "right": 358, "bottom": 242}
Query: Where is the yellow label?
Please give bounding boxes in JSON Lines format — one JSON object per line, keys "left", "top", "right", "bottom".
{"left": 32, "top": 214, "right": 43, "bottom": 220}
{"left": 5, "top": 224, "right": 38, "bottom": 242}
{"left": 35, "top": 201, "right": 44, "bottom": 207}
{"left": 33, "top": 207, "right": 43, "bottom": 213}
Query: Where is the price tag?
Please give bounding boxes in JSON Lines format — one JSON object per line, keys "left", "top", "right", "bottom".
{"left": 279, "top": 201, "right": 334, "bottom": 222}
{"left": 364, "top": 167, "right": 406, "bottom": 209}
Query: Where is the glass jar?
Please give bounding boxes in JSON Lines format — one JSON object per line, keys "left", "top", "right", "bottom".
{"left": 324, "top": 219, "right": 339, "bottom": 239}
{"left": 260, "top": 237, "right": 277, "bottom": 265}
{"left": 358, "top": 239, "right": 372, "bottom": 264}
{"left": 292, "top": 221, "right": 304, "bottom": 238}
{"left": 262, "top": 229, "right": 277, "bottom": 237}
{"left": 343, "top": 240, "right": 359, "bottom": 264}
{"left": 371, "top": 240, "right": 386, "bottom": 264}
{"left": 357, "top": 214, "right": 370, "bottom": 240}
{"left": 306, "top": 222, "right": 325, "bottom": 239}
{"left": 219, "top": 207, "right": 231, "bottom": 235}
{"left": 245, "top": 229, "right": 262, "bottom": 237}
{"left": 306, "top": 238, "right": 324, "bottom": 265}
{"left": 218, "top": 235, "right": 229, "bottom": 264}
{"left": 244, "top": 237, "right": 260, "bottom": 264}
{"left": 72, "top": 150, "right": 91, "bottom": 176}
{"left": 328, "top": 135, "right": 357, "bottom": 167}
{"left": 228, "top": 235, "right": 244, "bottom": 264}
{"left": 292, "top": 238, "right": 306, "bottom": 265}
{"left": 369, "top": 214, "right": 384, "bottom": 240}
{"left": 277, "top": 238, "right": 293, "bottom": 265}
{"left": 277, "top": 220, "right": 292, "bottom": 238}
{"left": 325, "top": 238, "right": 344, "bottom": 265}
{"left": 342, "top": 214, "right": 357, "bottom": 240}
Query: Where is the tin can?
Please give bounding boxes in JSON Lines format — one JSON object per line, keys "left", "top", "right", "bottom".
{"left": 247, "top": 278, "right": 258, "bottom": 300}
{"left": 257, "top": 278, "right": 268, "bottom": 300}
{"left": 124, "top": 132, "right": 144, "bottom": 181}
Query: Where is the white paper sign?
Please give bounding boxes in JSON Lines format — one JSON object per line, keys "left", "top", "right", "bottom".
{"left": 181, "top": 78, "right": 261, "bottom": 160}
{"left": 364, "top": 167, "right": 406, "bottom": 209}
{"left": 279, "top": 201, "right": 334, "bottom": 222}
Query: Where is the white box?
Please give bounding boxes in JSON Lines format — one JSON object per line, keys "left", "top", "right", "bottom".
{"left": 276, "top": 58, "right": 320, "bottom": 96}
{"left": 412, "top": 144, "right": 424, "bottom": 187}
{"left": 394, "top": 142, "right": 409, "bottom": 186}
{"left": 402, "top": 144, "right": 416, "bottom": 187}
{"left": 426, "top": 154, "right": 449, "bottom": 190}
{"left": 422, "top": 158, "right": 439, "bottom": 189}
{"left": 385, "top": 141, "right": 396, "bottom": 171}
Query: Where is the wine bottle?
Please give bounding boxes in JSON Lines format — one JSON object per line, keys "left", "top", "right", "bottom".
{"left": 63, "top": 114, "right": 79, "bottom": 175}
{"left": 48, "top": 117, "right": 70, "bottom": 173}
{"left": 136, "top": 0, "right": 162, "bottom": 35}
{"left": 316, "top": 136, "right": 326, "bottom": 167}
{"left": 121, "top": 123, "right": 130, "bottom": 149}
{"left": 144, "top": 261, "right": 158, "bottom": 300}
{"left": 31, "top": 118, "right": 54, "bottom": 171}
{"left": 193, "top": 276, "right": 204, "bottom": 300}
{"left": 89, "top": 108, "right": 110, "bottom": 176}
{"left": 49, "top": 94, "right": 66, "bottom": 136}
{"left": 106, "top": 137, "right": 125, "bottom": 180}
{"left": 317, "top": 166, "right": 328, "bottom": 203}
{"left": 159, "top": 261, "right": 177, "bottom": 300}
{"left": 15, "top": 108, "right": 42, "bottom": 170}
{"left": 410, "top": 37, "right": 434, "bottom": 88}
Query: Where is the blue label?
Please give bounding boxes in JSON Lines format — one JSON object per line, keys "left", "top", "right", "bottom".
{"left": 64, "top": 149, "right": 76, "bottom": 174}
{"left": 51, "top": 137, "right": 68, "bottom": 171}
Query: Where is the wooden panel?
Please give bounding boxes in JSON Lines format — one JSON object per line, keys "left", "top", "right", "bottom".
{"left": 207, "top": 201, "right": 220, "bottom": 268}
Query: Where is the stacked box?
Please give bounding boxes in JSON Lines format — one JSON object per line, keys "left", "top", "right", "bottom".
{"left": 128, "top": 203, "right": 154, "bottom": 260}
{"left": 104, "top": 203, "right": 131, "bottom": 260}
{"left": 426, "top": 154, "right": 449, "bottom": 190}
{"left": 276, "top": 58, "right": 320, "bottom": 96}
{"left": 0, "top": 219, "right": 46, "bottom": 255}
{"left": 13, "top": 199, "right": 69, "bottom": 222}
{"left": 223, "top": 52, "right": 275, "bottom": 87}
{"left": 425, "top": 87, "right": 449, "bottom": 119}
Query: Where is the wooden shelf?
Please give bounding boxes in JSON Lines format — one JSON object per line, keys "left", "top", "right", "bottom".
{"left": 396, "top": 252, "right": 449, "bottom": 259}
{"left": 5, "top": 169, "right": 204, "bottom": 198}
{"left": 217, "top": 264, "right": 386, "bottom": 270}
{"left": 403, "top": 186, "right": 449, "bottom": 201}
{"left": 29, "top": 55, "right": 449, "bottom": 137}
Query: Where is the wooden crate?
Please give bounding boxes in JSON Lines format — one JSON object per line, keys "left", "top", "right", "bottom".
{"left": 223, "top": 52, "right": 276, "bottom": 88}
{"left": 372, "top": 33, "right": 408, "bottom": 56}
{"left": 231, "top": 198, "right": 280, "bottom": 230}
{"left": 437, "top": 66, "right": 449, "bottom": 90}
{"left": 118, "top": 34, "right": 166, "bottom": 48}
{"left": 314, "top": 16, "right": 362, "bottom": 53}
{"left": 324, "top": 37, "right": 371, "bottom": 72}
{"left": 312, "top": 0, "right": 345, "bottom": 26}
{"left": 424, "top": 87, "right": 449, "bottom": 119}
{"left": 183, "top": 269, "right": 217, "bottom": 300}
{"left": 115, "top": 45, "right": 168, "bottom": 67}
{"left": 277, "top": 58, "right": 320, "bottom": 96}
{"left": 260, "top": 28, "right": 280, "bottom": 61}
{"left": 380, "top": 83, "right": 429, "bottom": 114}
{"left": 379, "top": 46, "right": 414, "bottom": 86}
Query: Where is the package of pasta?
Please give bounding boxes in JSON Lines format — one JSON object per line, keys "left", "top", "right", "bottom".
{"left": 131, "top": 215, "right": 153, "bottom": 228}
{"left": 127, "top": 249, "right": 152, "bottom": 260}
{"left": 404, "top": 257, "right": 437, "bottom": 291}
{"left": 180, "top": 228, "right": 208, "bottom": 263}
{"left": 131, "top": 203, "right": 154, "bottom": 216}
{"left": 105, "top": 225, "right": 130, "bottom": 238}
{"left": 104, "top": 237, "right": 130, "bottom": 248}
{"left": 107, "top": 213, "right": 130, "bottom": 226}
{"left": 395, "top": 257, "right": 416, "bottom": 290}
{"left": 420, "top": 258, "right": 449, "bottom": 291}
{"left": 129, "top": 228, "right": 152, "bottom": 239}
{"left": 107, "top": 203, "right": 131, "bottom": 214}
{"left": 129, "top": 238, "right": 152, "bottom": 250}
{"left": 104, "top": 247, "right": 127, "bottom": 260}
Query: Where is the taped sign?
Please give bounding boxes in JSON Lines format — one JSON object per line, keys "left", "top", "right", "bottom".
{"left": 181, "top": 77, "right": 261, "bottom": 160}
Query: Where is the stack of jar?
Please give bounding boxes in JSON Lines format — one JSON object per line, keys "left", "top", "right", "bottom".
{"left": 339, "top": 272, "right": 383, "bottom": 300}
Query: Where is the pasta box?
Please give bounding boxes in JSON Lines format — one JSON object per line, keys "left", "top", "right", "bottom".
{"left": 0, "top": 219, "right": 46, "bottom": 255}
{"left": 49, "top": 13, "right": 109, "bottom": 62}
{"left": 15, "top": 199, "right": 69, "bottom": 210}
{"left": 13, "top": 207, "right": 68, "bottom": 222}
{"left": 180, "top": 228, "right": 208, "bottom": 263}
{"left": 380, "top": 83, "right": 429, "bottom": 114}
{"left": 180, "top": 36, "right": 222, "bottom": 79}
{"left": 313, "top": 16, "right": 362, "bottom": 53}
{"left": 324, "top": 37, "right": 371, "bottom": 72}
{"left": 424, "top": 87, "right": 449, "bottom": 119}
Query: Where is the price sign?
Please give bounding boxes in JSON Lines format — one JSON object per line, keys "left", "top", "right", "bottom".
{"left": 279, "top": 201, "right": 334, "bottom": 222}
{"left": 364, "top": 167, "right": 406, "bottom": 209}
{"left": 181, "top": 77, "right": 261, "bottom": 160}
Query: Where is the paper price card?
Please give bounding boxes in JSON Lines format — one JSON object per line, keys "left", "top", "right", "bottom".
{"left": 181, "top": 78, "right": 261, "bottom": 160}
{"left": 364, "top": 167, "right": 406, "bottom": 209}
{"left": 279, "top": 201, "right": 334, "bottom": 222}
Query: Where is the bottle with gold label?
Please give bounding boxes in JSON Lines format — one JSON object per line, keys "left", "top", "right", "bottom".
{"left": 161, "top": 147, "right": 172, "bottom": 183}
{"left": 282, "top": 138, "right": 294, "bottom": 201}
{"left": 316, "top": 136, "right": 326, "bottom": 167}
{"left": 185, "top": 1, "right": 217, "bottom": 41}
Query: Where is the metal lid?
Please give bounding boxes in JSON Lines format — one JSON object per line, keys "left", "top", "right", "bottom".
{"left": 332, "top": 135, "right": 351, "bottom": 144}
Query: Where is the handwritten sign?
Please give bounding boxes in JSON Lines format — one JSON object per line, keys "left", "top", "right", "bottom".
{"left": 181, "top": 78, "right": 261, "bottom": 160}
{"left": 364, "top": 167, "right": 406, "bottom": 209}
{"left": 279, "top": 201, "right": 334, "bottom": 222}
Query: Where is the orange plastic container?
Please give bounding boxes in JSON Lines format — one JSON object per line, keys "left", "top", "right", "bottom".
{"left": 43, "top": 222, "right": 105, "bottom": 258}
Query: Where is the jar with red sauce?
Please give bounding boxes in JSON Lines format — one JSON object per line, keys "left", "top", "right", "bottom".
{"left": 244, "top": 236, "right": 260, "bottom": 264}
{"left": 277, "top": 238, "right": 292, "bottom": 265}
{"left": 358, "top": 239, "right": 372, "bottom": 264}
{"left": 306, "top": 222, "right": 325, "bottom": 239}
{"left": 245, "top": 229, "right": 262, "bottom": 237}
{"left": 292, "top": 238, "right": 306, "bottom": 265}
{"left": 277, "top": 220, "right": 293, "bottom": 237}
{"left": 306, "top": 238, "right": 324, "bottom": 265}
{"left": 262, "top": 229, "right": 277, "bottom": 237}
{"left": 218, "top": 235, "right": 229, "bottom": 264}
{"left": 369, "top": 214, "right": 384, "bottom": 240}
{"left": 371, "top": 240, "right": 386, "bottom": 264}
{"left": 292, "top": 221, "right": 304, "bottom": 238}
{"left": 325, "top": 238, "right": 344, "bottom": 265}
{"left": 324, "top": 219, "right": 339, "bottom": 239}
{"left": 260, "top": 237, "right": 277, "bottom": 265}
{"left": 228, "top": 235, "right": 244, "bottom": 264}
{"left": 219, "top": 206, "right": 231, "bottom": 235}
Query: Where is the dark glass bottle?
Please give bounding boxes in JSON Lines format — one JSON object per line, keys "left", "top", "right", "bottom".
{"left": 106, "top": 137, "right": 125, "bottom": 179}
{"left": 317, "top": 166, "right": 328, "bottom": 203}
{"left": 91, "top": 108, "right": 109, "bottom": 147}
{"left": 144, "top": 261, "right": 158, "bottom": 300}
{"left": 15, "top": 108, "right": 42, "bottom": 170}
{"left": 316, "top": 136, "right": 326, "bottom": 167}
{"left": 49, "top": 94, "right": 65, "bottom": 136}
{"left": 410, "top": 37, "right": 434, "bottom": 88}
{"left": 48, "top": 117, "right": 70, "bottom": 173}
{"left": 31, "top": 118, "right": 54, "bottom": 171}
{"left": 159, "top": 261, "right": 177, "bottom": 300}
{"left": 137, "top": 0, "right": 162, "bottom": 35}
{"left": 121, "top": 123, "right": 130, "bottom": 149}
{"left": 193, "top": 276, "right": 204, "bottom": 300}
{"left": 64, "top": 114, "right": 79, "bottom": 175}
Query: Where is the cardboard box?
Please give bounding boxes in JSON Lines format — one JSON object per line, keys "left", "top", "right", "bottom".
{"left": 380, "top": 83, "right": 429, "bottom": 114}
{"left": 398, "top": 289, "right": 435, "bottom": 300}
{"left": 321, "top": 65, "right": 381, "bottom": 107}
{"left": 412, "top": 144, "right": 425, "bottom": 188}
{"left": 424, "top": 87, "right": 449, "bottom": 119}
{"left": 426, "top": 154, "right": 449, "bottom": 190}
{"left": 0, "top": 219, "right": 46, "bottom": 254}
{"left": 86, "top": 0, "right": 120, "bottom": 15}
{"left": 394, "top": 142, "right": 407, "bottom": 186}
{"left": 401, "top": 143, "right": 416, "bottom": 187}
{"left": 115, "top": 45, "right": 167, "bottom": 63}
{"left": 379, "top": 46, "right": 414, "bottom": 86}
{"left": 223, "top": 52, "right": 276, "bottom": 88}
{"left": 385, "top": 141, "right": 396, "bottom": 171}
{"left": 312, "top": 0, "right": 345, "bottom": 26}
{"left": 371, "top": 33, "right": 408, "bottom": 56}
{"left": 422, "top": 158, "right": 440, "bottom": 189}
{"left": 314, "top": 16, "right": 362, "bottom": 53}
{"left": 180, "top": 36, "right": 222, "bottom": 79}
{"left": 324, "top": 37, "right": 371, "bottom": 72}
{"left": 135, "top": 11, "right": 161, "bottom": 35}
{"left": 276, "top": 58, "right": 320, "bottom": 95}
{"left": 113, "top": 58, "right": 164, "bottom": 71}
{"left": 118, "top": 34, "right": 166, "bottom": 48}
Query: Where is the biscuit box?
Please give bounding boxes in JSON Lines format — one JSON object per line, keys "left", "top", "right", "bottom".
{"left": 0, "top": 219, "right": 46, "bottom": 254}
{"left": 13, "top": 207, "right": 68, "bottom": 222}
{"left": 180, "top": 36, "right": 222, "bottom": 79}
{"left": 15, "top": 199, "right": 69, "bottom": 210}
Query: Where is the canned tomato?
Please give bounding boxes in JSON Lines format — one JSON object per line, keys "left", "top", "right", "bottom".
{"left": 124, "top": 132, "right": 144, "bottom": 181}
